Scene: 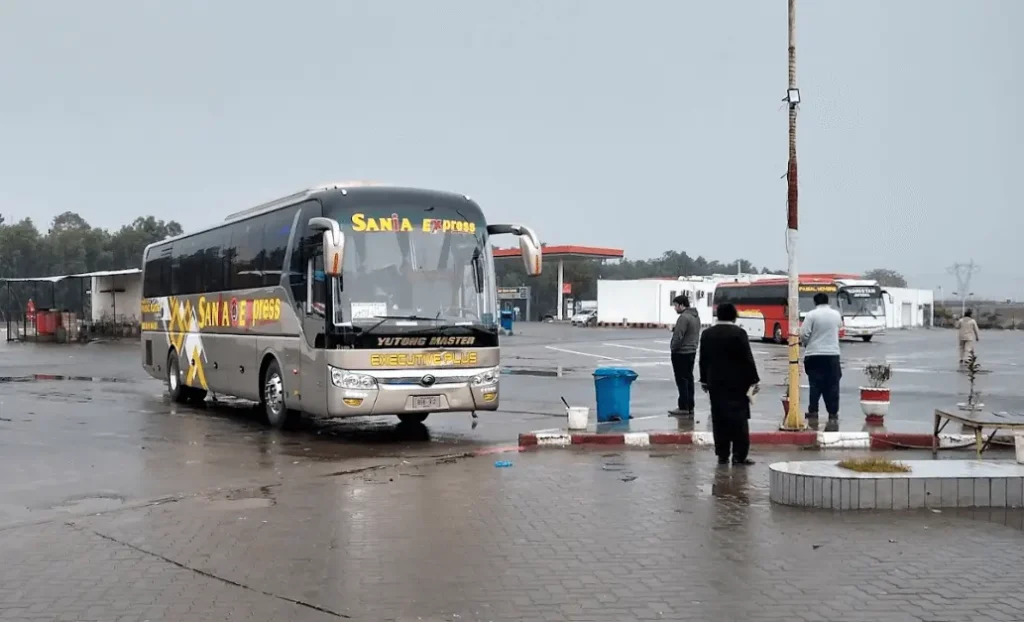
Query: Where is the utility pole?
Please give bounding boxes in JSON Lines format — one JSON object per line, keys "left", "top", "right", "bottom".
{"left": 781, "top": 0, "right": 804, "bottom": 431}
{"left": 947, "top": 261, "right": 979, "bottom": 317}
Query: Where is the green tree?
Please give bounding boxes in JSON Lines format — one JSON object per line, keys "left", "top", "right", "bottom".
{"left": 107, "top": 216, "right": 183, "bottom": 269}
{"left": 0, "top": 212, "right": 182, "bottom": 316}
{"left": 494, "top": 245, "right": 784, "bottom": 319}
{"left": 863, "top": 268, "right": 908, "bottom": 288}
{"left": 0, "top": 217, "right": 44, "bottom": 278}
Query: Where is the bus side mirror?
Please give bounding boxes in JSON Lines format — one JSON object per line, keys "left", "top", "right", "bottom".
{"left": 308, "top": 217, "right": 345, "bottom": 277}
{"left": 486, "top": 223, "right": 543, "bottom": 277}
{"left": 519, "top": 230, "right": 542, "bottom": 277}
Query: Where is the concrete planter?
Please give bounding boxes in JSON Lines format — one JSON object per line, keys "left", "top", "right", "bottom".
{"left": 859, "top": 386, "right": 891, "bottom": 425}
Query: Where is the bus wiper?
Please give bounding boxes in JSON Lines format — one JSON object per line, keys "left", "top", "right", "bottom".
{"left": 382, "top": 314, "right": 445, "bottom": 322}
{"left": 358, "top": 315, "right": 444, "bottom": 335}
{"left": 397, "top": 323, "right": 495, "bottom": 337}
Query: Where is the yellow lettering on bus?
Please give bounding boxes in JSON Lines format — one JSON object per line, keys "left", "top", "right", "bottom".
{"left": 351, "top": 213, "right": 367, "bottom": 231}
{"left": 221, "top": 301, "right": 229, "bottom": 326}
{"left": 197, "top": 296, "right": 207, "bottom": 329}
{"left": 239, "top": 300, "right": 248, "bottom": 327}
{"left": 369, "top": 351, "right": 479, "bottom": 367}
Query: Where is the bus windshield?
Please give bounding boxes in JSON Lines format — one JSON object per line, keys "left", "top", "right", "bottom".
{"left": 331, "top": 204, "right": 497, "bottom": 326}
{"left": 798, "top": 292, "right": 840, "bottom": 314}
{"left": 840, "top": 290, "right": 885, "bottom": 318}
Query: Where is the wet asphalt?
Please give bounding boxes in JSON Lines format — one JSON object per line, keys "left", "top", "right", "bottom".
{"left": 3, "top": 326, "right": 1024, "bottom": 620}
{"left": 1, "top": 324, "right": 1022, "bottom": 528}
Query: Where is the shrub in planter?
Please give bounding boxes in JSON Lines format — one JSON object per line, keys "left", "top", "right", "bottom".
{"left": 957, "top": 351, "right": 984, "bottom": 411}
{"left": 860, "top": 362, "right": 892, "bottom": 424}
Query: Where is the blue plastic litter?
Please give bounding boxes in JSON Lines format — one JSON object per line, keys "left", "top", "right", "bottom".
{"left": 494, "top": 460, "right": 513, "bottom": 468}
{"left": 592, "top": 367, "right": 639, "bottom": 423}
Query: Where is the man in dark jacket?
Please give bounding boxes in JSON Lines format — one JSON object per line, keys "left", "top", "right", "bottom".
{"left": 669, "top": 294, "right": 701, "bottom": 416}
{"left": 699, "top": 303, "right": 760, "bottom": 465}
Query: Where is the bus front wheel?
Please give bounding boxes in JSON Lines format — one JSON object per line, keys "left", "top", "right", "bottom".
{"left": 260, "top": 359, "right": 294, "bottom": 429}
{"left": 397, "top": 413, "right": 429, "bottom": 425}
{"left": 773, "top": 324, "right": 784, "bottom": 345}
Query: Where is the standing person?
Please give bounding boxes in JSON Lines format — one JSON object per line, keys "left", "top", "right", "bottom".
{"left": 698, "top": 303, "right": 760, "bottom": 465}
{"left": 800, "top": 292, "right": 843, "bottom": 426}
{"left": 669, "top": 294, "right": 701, "bottom": 416}
{"left": 955, "top": 309, "right": 980, "bottom": 369}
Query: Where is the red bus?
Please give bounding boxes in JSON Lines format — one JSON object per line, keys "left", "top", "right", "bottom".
{"left": 712, "top": 276, "right": 845, "bottom": 343}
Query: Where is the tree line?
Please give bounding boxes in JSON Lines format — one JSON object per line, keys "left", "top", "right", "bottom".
{"left": 0, "top": 212, "right": 182, "bottom": 317}
{"left": 496, "top": 248, "right": 911, "bottom": 319}
{"left": 495, "top": 249, "right": 783, "bottom": 318}
{"left": 0, "top": 210, "right": 910, "bottom": 322}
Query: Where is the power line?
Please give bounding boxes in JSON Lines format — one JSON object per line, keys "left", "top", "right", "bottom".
{"left": 947, "top": 260, "right": 979, "bottom": 315}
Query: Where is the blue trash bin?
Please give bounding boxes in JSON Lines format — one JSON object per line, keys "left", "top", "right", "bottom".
{"left": 593, "top": 367, "right": 639, "bottom": 422}
{"left": 500, "top": 310, "right": 514, "bottom": 333}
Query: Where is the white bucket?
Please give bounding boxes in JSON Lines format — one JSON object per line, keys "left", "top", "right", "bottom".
{"left": 1015, "top": 432, "right": 1024, "bottom": 464}
{"left": 567, "top": 406, "right": 589, "bottom": 430}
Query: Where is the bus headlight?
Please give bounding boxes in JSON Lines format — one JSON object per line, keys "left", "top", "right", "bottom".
{"left": 330, "top": 367, "right": 378, "bottom": 389}
{"left": 472, "top": 367, "right": 499, "bottom": 386}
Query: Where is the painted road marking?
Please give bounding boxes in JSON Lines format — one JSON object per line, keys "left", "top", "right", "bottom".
{"left": 544, "top": 345, "right": 625, "bottom": 362}
{"left": 603, "top": 343, "right": 667, "bottom": 354}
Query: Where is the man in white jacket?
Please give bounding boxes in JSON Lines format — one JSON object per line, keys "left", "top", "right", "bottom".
{"left": 800, "top": 292, "right": 843, "bottom": 425}
{"left": 955, "top": 309, "right": 980, "bottom": 369}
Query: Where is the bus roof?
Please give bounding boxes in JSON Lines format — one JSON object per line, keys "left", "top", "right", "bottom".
{"left": 716, "top": 274, "right": 839, "bottom": 288}
{"left": 833, "top": 278, "right": 880, "bottom": 287}
{"left": 142, "top": 184, "right": 476, "bottom": 257}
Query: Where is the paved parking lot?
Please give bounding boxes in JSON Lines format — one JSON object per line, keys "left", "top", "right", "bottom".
{"left": 3, "top": 326, "right": 1024, "bottom": 620}
{"left": 4, "top": 448, "right": 1024, "bottom": 621}
{"left": 500, "top": 323, "right": 1024, "bottom": 432}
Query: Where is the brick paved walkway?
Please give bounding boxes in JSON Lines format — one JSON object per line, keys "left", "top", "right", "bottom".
{"left": 3, "top": 451, "right": 1024, "bottom": 621}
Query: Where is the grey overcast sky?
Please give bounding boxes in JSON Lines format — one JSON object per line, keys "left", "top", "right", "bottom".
{"left": 1, "top": 1, "right": 1021, "bottom": 297}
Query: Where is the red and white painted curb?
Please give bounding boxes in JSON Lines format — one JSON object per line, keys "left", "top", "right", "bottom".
{"left": 518, "top": 430, "right": 1014, "bottom": 450}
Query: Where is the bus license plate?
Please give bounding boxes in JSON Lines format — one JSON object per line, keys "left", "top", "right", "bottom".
{"left": 412, "top": 396, "right": 441, "bottom": 410}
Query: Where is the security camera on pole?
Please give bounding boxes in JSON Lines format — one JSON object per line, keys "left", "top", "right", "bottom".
{"left": 781, "top": 0, "right": 805, "bottom": 431}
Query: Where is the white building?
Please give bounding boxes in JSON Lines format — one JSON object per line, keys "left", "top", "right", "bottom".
{"left": 883, "top": 286, "right": 935, "bottom": 329}
{"left": 89, "top": 269, "right": 143, "bottom": 324}
{"left": 597, "top": 275, "right": 934, "bottom": 330}
{"left": 597, "top": 277, "right": 719, "bottom": 327}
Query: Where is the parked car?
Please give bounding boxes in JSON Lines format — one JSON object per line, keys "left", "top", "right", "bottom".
{"left": 570, "top": 310, "right": 598, "bottom": 327}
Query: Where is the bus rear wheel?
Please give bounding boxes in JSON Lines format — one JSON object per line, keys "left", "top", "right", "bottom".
{"left": 397, "top": 413, "right": 429, "bottom": 425}
{"left": 167, "top": 353, "right": 188, "bottom": 404}
{"left": 167, "top": 352, "right": 206, "bottom": 404}
{"left": 861, "top": 335, "right": 873, "bottom": 342}
{"left": 773, "top": 324, "right": 784, "bottom": 345}
{"left": 260, "top": 358, "right": 294, "bottom": 429}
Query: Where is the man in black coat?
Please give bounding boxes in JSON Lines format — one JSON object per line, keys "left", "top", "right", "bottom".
{"left": 698, "top": 303, "right": 761, "bottom": 465}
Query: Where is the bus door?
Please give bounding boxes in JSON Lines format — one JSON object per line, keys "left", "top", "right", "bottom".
{"left": 299, "top": 240, "right": 330, "bottom": 416}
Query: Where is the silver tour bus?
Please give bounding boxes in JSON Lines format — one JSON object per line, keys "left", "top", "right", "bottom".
{"left": 140, "top": 183, "right": 542, "bottom": 427}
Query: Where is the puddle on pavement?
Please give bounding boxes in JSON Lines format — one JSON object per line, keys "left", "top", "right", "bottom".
{"left": 48, "top": 493, "right": 126, "bottom": 513}
{"left": 0, "top": 374, "right": 130, "bottom": 384}
{"left": 206, "top": 497, "right": 275, "bottom": 511}
{"left": 503, "top": 366, "right": 580, "bottom": 378}
{"left": 206, "top": 485, "right": 277, "bottom": 511}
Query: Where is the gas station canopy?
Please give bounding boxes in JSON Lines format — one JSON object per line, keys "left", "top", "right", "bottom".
{"left": 493, "top": 245, "right": 624, "bottom": 320}
{"left": 493, "top": 245, "right": 624, "bottom": 261}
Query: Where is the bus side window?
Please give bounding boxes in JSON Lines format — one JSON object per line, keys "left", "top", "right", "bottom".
{"left": 287, "top": 200, "right": 323, "bottom": 306}
{"left": 307, "top": 253, "right": 327, "bottom": 318}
